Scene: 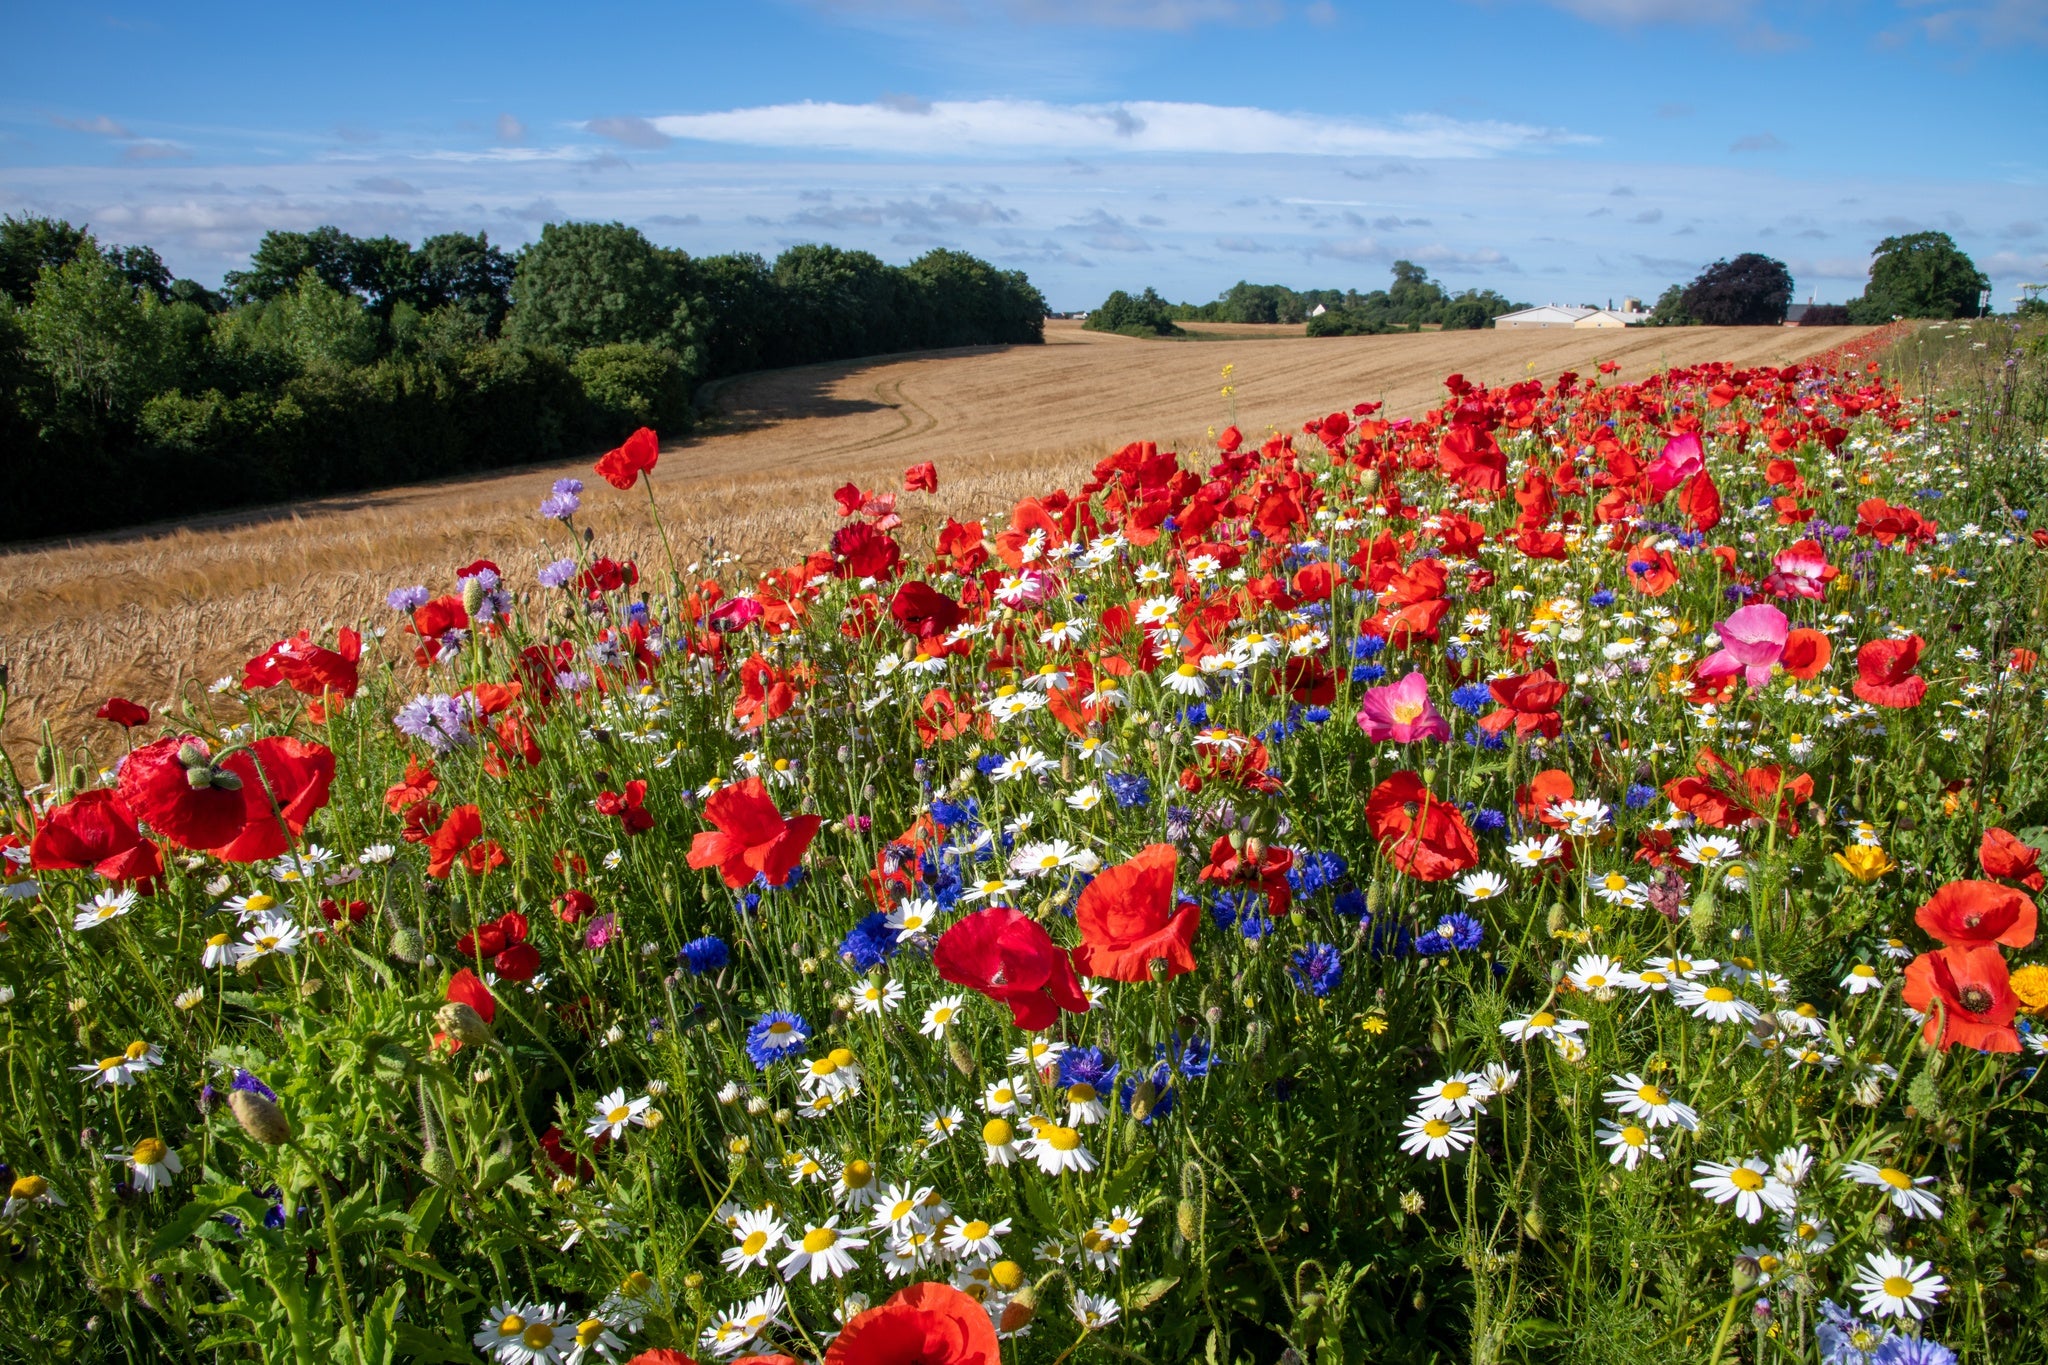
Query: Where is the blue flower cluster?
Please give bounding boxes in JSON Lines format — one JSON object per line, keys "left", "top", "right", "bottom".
{"left": 680, "top": 935, "right": 729, "bottom": 975}
{"left": 1105, "top": 773, "right": 1152, "bottom": 809}
{"left": 1412, "top": 912, "right": 1485, "bottom": 955}
{"left": 1450, "top": 683, "right": 1493, "bottom": 714}
{"left": 1290, "top": 942, "right": 1343, "bottom": 996}
{"left": 837, "top": 912, "right": 899, "bottom": 971}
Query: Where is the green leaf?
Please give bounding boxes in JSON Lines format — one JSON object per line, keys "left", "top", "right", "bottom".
{"left": 149, "top": 1197, "right": 225, "bottom": 1255}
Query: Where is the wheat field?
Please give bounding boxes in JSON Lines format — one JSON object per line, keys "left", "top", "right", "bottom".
{"left": 0, "top": 320, "right": 1869, "bottom": 762}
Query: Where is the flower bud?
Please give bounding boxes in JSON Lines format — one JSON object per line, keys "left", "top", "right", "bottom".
{"left": 228, "top": 1090, "right": 291, "bottom": 1146}
{"left": 1176, "top": 1197, "right": 1200, "bottom": 1242}
{"left": 461, "top": 576, "right": 486, "bottom": 617}
{"left": 185, "top": 766, "right": 215, "bottom": 790}
{"left": 421, "top": 1148, "right": 457, "bottom": 1185}
{"left": 210, "top": 768, "right": 242, "bottom": 792}
{"left": 1129, "top": 1078, "right": 1158, "bottom": 1122}
{"left": 947, "top": 1038, "right": 976, "bottom": 1076}
{"left": 388, "top": 929, "right": 425, "bottom": 965}
{"left": 436, "top": 1001, "right": 494, "bottom": 1049}
{"left": 177, "top": 743, "right": 210, "bottom": 769}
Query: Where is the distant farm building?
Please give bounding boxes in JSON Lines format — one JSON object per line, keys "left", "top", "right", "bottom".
{"left": 1493, "top": 303, "right": 1650, "bottom": 330}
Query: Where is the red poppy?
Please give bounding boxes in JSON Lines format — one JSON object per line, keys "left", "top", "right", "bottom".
{"left": 29, "top": 789, "right": 163, "bottom": 888}
{"left": 832, "top": 522, "right": 903, "bottom": 580}
{"left": 210, "top": 738, "right": 337, "bottom": 864}
{"left": 96, "top": 696, "right": 149, "bottom": 728}
{"left": 384, "top": 758, "right": 437, "bottom": 813}
{"left": 579, "top": 557, "right": 641, "bottom": 596}
{"left": 596, "top": 780, "right": 655, "bottom": 836}
{"left": 1678, "top": 469, "right": 1721, "bottom": 533}
{"left": 1516, "top": 769, "right": 1575, "bottom": 829}
{"left": 733, "top": 655, "right": 798, "bottom": 731}
{"left": 1979, "top": 827, "right": 2046, "bottom": 892}
{"left": 1073, "top": 844, "right": 1197, "bottom": 982}
{"left": 318, "top": 897, "right": 369, "bottom": 925}
{"left": 246, "top": 628, "right": 363, "bottom": 700}
{"left": 555, "top": 889, "right": 596, "bottom": 925}
{"left": 117, "top": 736, "right": 252, "bottom": 850}
{"left": 932, "top": 906, "right": 1090, "bottom": 1030}
{"left": 594, "top": 426, "right": 660, "bottom": 490}
{"left": 1853, "top": 634, "right": 1927, "bottom": 709}
{"left": 903, "top": 461, "right": 939, "bottom": 493}
{"left": 541, "top": 1125, "right": 598, "bottom": 1181}
{"left": 456, "top": 911, "right": 541, "bottom": 980}
{"left": 1436, "top": 424, "right": 1507, "bottom": 493}
{"left": 1913, "top": 879, "right": 2036, "bottom": 950}
{"left": 889, "top": 581, "right": 965, "bottom": 641}
{"left": 823, "top": 1278, "right": 1001, "bottom": 1365}
{"left": 1197, "top": 836, "right": 1294, "bottom": 915}
{"left": 1364, "top": 771, "right": 1479, "bottom": 882}
{"left": 1902, "top": 945, "right": 2019, "bottom": 1053}
{"left": 686, "top": 779, "right": 821, "bottom": 889}
{"left": 1478, "top": 665, "right": 1567, "bottom": 740}
{"left": 426, "top": 804, "right": 485, "bottom": 879}
{"left": 1780, "top": 628, "right": 1831, "bottom": 679}
{"left": 1623, "top": 541, "right": 1679, "bottom": 597}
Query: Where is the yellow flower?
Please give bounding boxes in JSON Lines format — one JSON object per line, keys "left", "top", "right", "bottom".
{"left": 1832, "top": 845, "right": 1897, "bottom": 884}
{"left": 2011, "top": 964, "right": 2048, "bottom": 1014}
{"left": 1360, "top": 1014, "right": 1390, "bottom": 1037}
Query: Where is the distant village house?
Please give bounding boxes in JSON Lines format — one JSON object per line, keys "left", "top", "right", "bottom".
{"left": 1492, "top": 300, "right": 1651, "bottom": 330}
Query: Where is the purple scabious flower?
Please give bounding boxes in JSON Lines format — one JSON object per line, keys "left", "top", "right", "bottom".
{"left": 392, "top": 693, "right": 479, "bottom": 754}
{"left": 539, "top": 480, "right": 582, "bottom": 520}
{"left": 539, "top": 558, "right": 577, "bottom": 589}
{"left": 386, "top": 584, "right": 430, "bottom": 612}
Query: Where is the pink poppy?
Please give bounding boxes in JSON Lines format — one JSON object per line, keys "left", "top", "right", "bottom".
{"left": 1355, "top": 670, "right": 1451, "bottom": 743}
{"left": 1697, "top": 604, "right": 1789, "bottom": 688}
{"left": 1645, "top": 432, "right": 1704, "bottom": 496}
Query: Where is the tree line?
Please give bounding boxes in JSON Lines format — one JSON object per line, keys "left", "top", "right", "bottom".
{"left": 1645, "top": 233, "right": 1995, "bottom": 327}
{"left": 0, "top": 217, "right": 1047, "bottom": 540}
{"left": 1085, "top": 262, "right": 1529, "bottom": 338}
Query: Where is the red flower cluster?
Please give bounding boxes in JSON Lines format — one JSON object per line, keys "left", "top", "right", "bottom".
{"left": 455, "top": 911, "right": 541, "bottom": 981}
{"left": 933, "top": 906, "right": 1090, "bottom": 1029}
{"left": 1902, "top": 880, "right": 2036, "bottom": 1053}
{"left": 1074, "top": 844, "right": 1198, "bottom": 982}
{"left": 687, "top": 779, "right": 820, "bottom": 889}
{"left": 117, "top": 735, "right": 334, "bottom": 864}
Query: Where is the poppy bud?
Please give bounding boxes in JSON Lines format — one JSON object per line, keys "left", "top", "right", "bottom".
{"left": 1129, "top": 1078, "right": 1158, "bottom": 1121}
{"left": 421, "top": 1148, "right": 456, "bottom": 1185}
{"left": 1429, "top": 1017, "right": 1452, "bottom": 1054}
{"left": 1176, "top": 1196, "right": 1200, "bottom": 1242}
{"left": 388, "top": 929, "right": 425, "bottom": 965}
{"left": 998, "top": 1285, "right": 1035, "bottom": 1334}
{"left": 1522, "top": 1202, "right": 1545, "bottom": 1237}
{"left": 211, "top": 768, "right": 243, "bottom": 792}
{"left": 461, "top": 575, "right": 486, "bottom": 616}
{"left": 947, "top": 1038, "right": 976, "bottom": 1076}
{"left": 176, "top": 742, "right": 209, "bottom": 769}
{"left": 436, "top": 1001, "right": 494, "bottom": 1049}
{"left": 34, "top": 744, "right": 56, "bottom": 784}
{"left": 228, "top": 1090, "right": 291, "bottom": 1146}
{"left": 1359, "top": 468, "right": 1380, "bottom": 494}
{"left": 67, "top": 763, "right": 87, "bottom": 793}
{"left": 1546, "top": 905, "right": 1567, "bottom": 937}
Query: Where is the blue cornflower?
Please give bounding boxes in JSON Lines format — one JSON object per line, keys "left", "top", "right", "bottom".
{"left": 1625, "top": 783, "right": 1659, "bottom": 810}
{"left": 1118, "top": 1062, "right": 1175, "bottom": 1124}
{"left": 1450, "top": 683, "right": 1493, "bottom": 714}
{"left": 1437, "top": 912, "right": 1484, "bottom": 951}
{"left": 1288, "top": 850, "right": 1348, "bottom": 897}
{"left": 1303, "top": 706, "right": 1332, "bottom": 725}
{"left": 1332, "top": 888, "right": 1369, "bottom": 920}
{"left": 1238, "top": 911, "right": 1273, "bottom": 942}
{"left": 538, "top": 558, "right": 577, "bottom": 589}
{"left": 1181, "top": 701, "right": 1210, "bottom": 727}
{"left": 1874, "top": 1342, "right": 1957, "bottom": 1365}
{"left": 1208, "top": 890, "right": 1245, "bottom": 930}
{"left": 755, "top": 864, "right": 807, "bottom": 892}
{"left": 1590, "top": 588, "right": 1616, "bottom": 607}
{"left": 1818, "top": 1301, "right": 1896, "bottom": 1364}
{"left": 680, "top": 935, "right": 729, "bottom": 975}
{"left": 1471, "top": 808, "right": 1508, "bottom": 834}
{"left": 1058, "top": 1046, "right": 1119, "bottom": 1092}
{"left": 838, "top": 913, "right": 899, "bottom": 970}
{"left": 1290, "top": 942, "right": 1343, "bottom": 997}
{"left": 744, "top": 1011, "right": 810, "bottom": 1070}
{"left": 1158, "top": 1033, "right": 1215, "bottom": 1078}
{"left": 386, "top": 584, "right": 429, "bottom": 612}
{"left": 1462, "top": 728, "right": 1507, "bottom": 751}
{"left": 392, "top": 693, "right": 479, "bottom": 754}
{"left": 1105, "top": 773, "right": 1152, "bottom": 809}
{"left": 975, "top": 753, "right": 1004, "bottom": 776}
{"left": 1353, "top": 634, "right": 1387, "bottom": 660}
{"left": 929, "top": 797, "right": 975, "bottom": 829}
{"left": 1351, "top": 663, "right": 1387, "bottom": 685}
{"left": 1368, "top": 921, "right": 1414, "bottom": 958}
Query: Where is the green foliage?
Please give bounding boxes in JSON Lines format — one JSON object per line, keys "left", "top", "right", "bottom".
{"left": 1678, "top": 252, "right": 1794, "bottom": 325}
{"left": 0, "top": 217, "right": 1047, "bottom": 540}
{"left": 1166, "top": 263, "right": 1525, "bottom": 332}
{"left": 1852, "top": 231, "right": 1991, "bottom": 321}
{"left": 571, "top": 342, "right": 699, "bottom": 438}
{"left": 1084, "top": 286, "right": 1184, "bottom": 336}
{"left": 1646, "top": 283, "right": 1695, "bottom": 327}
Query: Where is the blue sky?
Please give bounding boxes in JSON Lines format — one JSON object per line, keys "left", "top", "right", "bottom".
{"left": 3, "top": 1, "right": 2044, "bottom": 311}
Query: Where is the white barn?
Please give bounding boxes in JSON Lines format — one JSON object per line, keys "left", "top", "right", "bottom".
{"left": 1493, "top": 304, "right": 1649, "bottom": 330}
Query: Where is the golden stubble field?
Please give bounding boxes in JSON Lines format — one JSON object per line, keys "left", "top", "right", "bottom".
{"left": 0, "top": 320, "right": 1870, "bottom": 760}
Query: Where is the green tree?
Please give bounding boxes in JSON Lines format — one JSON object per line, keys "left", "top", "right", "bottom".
{"left": 1679, "top": 253, "right": 1793, "bottom": 326}
{"left": 571, "top": 341, "right": 698, "bottom": 437}
{"left": 0, "top": 215, "right": 96, "bottom": 305}
{"left": 20, "top": 248, "right": 192, "bottom": 420}
{"left": 224, "top": 270, "right": 385, "bottom": 371}
{"left": 412, "top": 232, "right": 516, "bottom": 334}
{"left": 1646, "top": 283, "right": 1694, "bottom": 327}
{"left": 106, "top": 244, "right": 173, "bottom": 302}
{"left": 1853, "top": 231, "right": 1990, "bottom": 320}
{"left": 1084, "top": 287, "right": 1181, "bottom": 337}
{"left": 224, "top": 226, "right": 362, "bottom": 303}
{"left": 507, "top": 221, "right": 687, "bottom": 355}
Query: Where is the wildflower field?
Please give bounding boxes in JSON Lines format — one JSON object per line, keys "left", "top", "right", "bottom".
{"left": 6, "top": 320, "right": 2048, "bottom": 1365}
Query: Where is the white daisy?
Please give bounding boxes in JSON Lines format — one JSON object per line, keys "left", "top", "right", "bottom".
{"left": 778, "top": 1217, "right": 867, "bottom": 1283}
{"left": 585, "top": 1088, "right": 653, "bottom": 1142}
{"left": 72, "top": 889, "right": 138, "bottom": 932}
{"left": 1850, "top": 1249, "right": 1946, "bottom": 1320}
{"left": 1399, "top": 1112, "right": 1475, "bottom": 1161}
{"left": 1602, "top": 1074, "right": 1699, "bottom": 1130}
{"left": 1841, "top": 1161, "right": 1945, "bottom": 1220}
{"left": 1690, "top": 1158, "right": 1796, "bottom": 1223}
{"left": 1597, "top": 1119, "right": 1664, "bottom": 1171}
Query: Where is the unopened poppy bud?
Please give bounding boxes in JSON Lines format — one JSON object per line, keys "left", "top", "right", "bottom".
{"left": 1546, "top": 905, "right": 1568, "bottom": 936}
{"left": 228, "top": 1090, "right": 291, "bottom": 1146}
{"left": 1429, "top": 1018, "right": 1451, "bottom": 1054}
{"left": 998, "top": 1284, "right": 1035, "bottom": 1333}
{"left": 1359, "top": 468, "right": 1381, "bottom": 494}
{"left": 185, "top": 766, "right": 215, "bottom": 790}
{"left": 1176, "top": 1197, "right": 1199, "bottom": 1241}
{"left": 67, "top": 763, "right": 87, "bottom": 792}
{"left": 211, "top": 768, "right": 243, "bottom": 792}
{"left": 1245, "top": 837, "right": 1265, "bottom": 863}
{"left": 461, "top": 576, "right": 486, "bottom": 616}
{"left": 34, "top": 744, "right": 56, "bottom": 784}
{"left": 177, "top": 742, "right": 209, "bottom": 769}
{"left": 436, "top": 1001, "right": 494, "bottom": 1048}
{"left": 1129, "top": 1078, "right": 1158, "bottom": 1121}
{"left": 388, "top": 929, "right": 425, "bottom": 965}
{"left": 947, "top": 1038, "right": 976, "bottom": 1076}
{"left": 1522, "top": 1202, "right": 1545, "bottom": 1237}
{"left": 421, "top": 1148, "right": 456, "bottom": 1185}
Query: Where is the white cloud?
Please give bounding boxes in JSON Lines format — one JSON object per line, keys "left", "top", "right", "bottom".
{"left": 50, "top": 114, "right": 132, "bottom": 137}
{"left": 641, "top": 99, "right": 1589, "bottom": 160}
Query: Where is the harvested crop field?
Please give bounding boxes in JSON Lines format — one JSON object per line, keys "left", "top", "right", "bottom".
{"left": 0, "top": 320, "right": 1869, "bottom": 757}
